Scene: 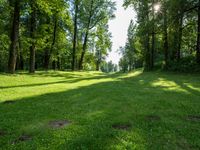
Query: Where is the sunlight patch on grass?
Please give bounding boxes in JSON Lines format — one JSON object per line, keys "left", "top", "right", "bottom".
{"left": 151, "top": 78, "right": 189, "bottom": 93}
{"left": 0, "top": 71, "right": 116, "bottom": 102}
{"left": 183, "top": 83, "right": 200, "bottom": 92}
{"left": 1, "top": 70, "right": 200, "bottom": 149}
{"left": 117, "top": 70, "right": 143, "bottom": 80}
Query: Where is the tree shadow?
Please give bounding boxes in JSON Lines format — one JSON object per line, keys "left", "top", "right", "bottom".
{"left": 0, "top": 71, "right": 200, "bottom": 149}
{"left": 0, "top": 72, "right": 123, "bottom": 90}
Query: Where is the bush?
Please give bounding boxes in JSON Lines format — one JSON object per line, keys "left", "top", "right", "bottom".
{"left": 167, "top": 56, "right": 200, "bottom": 73}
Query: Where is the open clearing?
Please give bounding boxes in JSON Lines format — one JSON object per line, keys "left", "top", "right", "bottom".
{"left": 0, "top": 70, "right": 200, "bottom": 149}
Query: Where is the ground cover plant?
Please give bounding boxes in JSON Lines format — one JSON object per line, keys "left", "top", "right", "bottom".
{"left": 0, "top": 70, "right": 200, "bottom": 149}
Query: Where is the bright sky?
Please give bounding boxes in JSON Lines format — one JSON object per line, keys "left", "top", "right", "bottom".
{"left": 107, "top": 0, "right": 136, "bottom": 65}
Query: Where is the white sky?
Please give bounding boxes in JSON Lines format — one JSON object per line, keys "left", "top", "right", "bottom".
{"left": 107, "top": 0, "right": 136, "bottom": 65}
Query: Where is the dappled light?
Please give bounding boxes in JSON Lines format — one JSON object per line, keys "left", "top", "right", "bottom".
{"left": 150, "top": 78, "right": 189, "bottom": 94}
{"left": 1, "top": 0, "right": 200, "bottom": 149}
{"left": 1, "top": 70, "right": 200, "bottom": 149}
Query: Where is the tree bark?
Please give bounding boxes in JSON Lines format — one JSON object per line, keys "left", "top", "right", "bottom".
{"left": 79, "top": 30, "right": 89, "bottom": 70}
{"left": 96, "top": 61, "right": 100, "bottom": 71}
{"left": 176, "top": 14, "right": 183, "bottom": 61}
{"left": 163, "top": 4, "right": 169, "bottom": 68}
{"left": 72, "top": 0, "right": 78, "bottom": 71}
{"left": 79, "top": 0, "right": 94, "bottom": 70}
{"left": 8, "top": 0, "right": 20, "bottom": 74}
{"left": 145, "top": 33, "right": 151, "bottom": 71}
{"left": 197, "top": 0, "right": 200, "bottom": 64}
{"left": 29, "top": 0, "right": 36, "bottom": 73}
{"left": 49, "top": 16, "right": 58, "bottom": 70}
{"left": 57, "top": 56, "right": 60, "bottom": 70}
{"left": 44, "top": 47, "right": 50, "bottom": 70}
{"left": 43, "top": 16, "right": 57, "bottom": 70}
{"left": 144, "top": 11, "right": 151, "bottom": 71}
{"left": 96, "top": 50, "right": 101, "bottom": 71}
{"left": 52, "top": 61, "right": 56, "bottom": 70}
{"left": 16, "top": 35, "right": 24, "bottom": 70}
{"left": 16, "top": 53, "right": 24, "bottom": 70}
{"left": 151, "top": 0, "right": 155, "bottom": 70}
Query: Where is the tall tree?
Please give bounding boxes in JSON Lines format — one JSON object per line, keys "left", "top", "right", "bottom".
{"left": 8, "top": 0, "right": 20, "bottom": 73}
{"left": 151, "top": 0, "right": 155, "bottom": 69}
{"left": 29, "top": 0, "right": 36, "bottom": 73}
{"left": 78, "top": 0, "right": 115, "bottom": 70}
{"left": 72, "top": 0, "right": 79, "bottom": 71}
{"left": 94, "top": 23, "right": 112, "bottom": 71}
{"left": 163, "top": 0, "right": 169, "bottom": 68}
{"left": 197, "top": 0, "right": 200, "bottom": 64}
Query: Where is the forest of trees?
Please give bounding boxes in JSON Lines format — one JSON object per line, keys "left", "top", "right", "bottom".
{"left": 120, "top": 0, "right": 200, "bottom": 73}
{"left": 0, "top": 0, "right": 116, "bottom": 73}
{"left": 1, "top": 0, "right": 200, "bottom": 74}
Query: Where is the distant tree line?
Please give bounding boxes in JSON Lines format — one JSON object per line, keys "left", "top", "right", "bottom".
{"left": 0, "top": 0, "right": 116, "bottom": 73}
{"left": 120, "top": 0, "right": 200, "bottom": 72}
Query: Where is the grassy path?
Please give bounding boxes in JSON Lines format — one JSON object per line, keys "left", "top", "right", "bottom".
{"left": 0, "top": 71, "right": 200, "bottom": 149}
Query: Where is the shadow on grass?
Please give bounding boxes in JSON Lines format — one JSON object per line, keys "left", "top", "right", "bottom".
{"left": 0, "top": 72, "right": 123, "bottom": 90}
{"left": 0, "top": 71, "right": 200, "bottom": 149}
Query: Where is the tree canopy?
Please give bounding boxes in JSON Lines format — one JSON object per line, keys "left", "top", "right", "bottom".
{"left": 0, "top": 0, "right": 116, "bottom": 73}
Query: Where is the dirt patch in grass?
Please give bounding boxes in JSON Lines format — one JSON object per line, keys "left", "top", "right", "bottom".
{"left": 12, "top": 135, "right": 32, "bottom": 144}
{"left": 176, "top": 138, "right": 192, "bottom": 150}
{"left": 49, "top": 120, "right": 70, "bottom": 129}
{"left": 0, "top": 130, "right": 6, "bottom": 137}
{"left": 187, "top": 115, "right": 200, "bottom": 122}
{"left": 3, "top": 100, "right": 15, "bottom": 104}
{"left": 145, "top": 115, "right": 161, "bottom": 121}
{"left": 112, "top": 123, "right": 132, "bottom": 131}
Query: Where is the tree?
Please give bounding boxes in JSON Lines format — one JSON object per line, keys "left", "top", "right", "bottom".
{"left": 124, "top": 0, "right": 200, "bottom": 72}
{"left": 78, "top": 0, "right": 115, "bottom": 70}
{"left": 94, "top": 23, "right": 112, "bottom": 71}
{"left": 8, "top": 0, "right": 20, "bottom": 73}
{"left": 163, "top": 0, "right": 169, "bottom": 68}
{"left": 29, "top": 0, "right": 36, "bottom": 73}
{"left": 71, "top": 0, "right": 79, "bottom": 71}
{"left": 197, "top": 0, "right": 200, "bottom": 64}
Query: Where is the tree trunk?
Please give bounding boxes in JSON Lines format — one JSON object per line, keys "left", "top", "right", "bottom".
{"left": 72, "top": 0, "right": 78, "bottom": 71}
{"left": 150, "top": 0, "right": 155, "bottom": 70}
{"left": 96, "top": 61, "right": 100, "bottom": 71}
{"left": 79, "top": 0, "right": 94, "bottom": 70}
{"left": 57, "top": 56, "right": 60, "bottom": 70}
{"left": 177, "top": 14, "right": 183, "bottom": 61}
{"left": 52, "top": 61, "right": 56, "bottom": 70}
{"left": 79, "top": 30, "right": 89, "bottom": 70}
{"left": 197, "top": 0, "right": 200, "bottom": 64}
{"left": 44, "top": 48, "right": 50, "bottom": 70}
{"left": 16, "top": 35, "right": 24, "bottom": 70}
{"left": 8, "top": 0, "right": 20, "bottom": 74}
{"left": 43, "top": 18, "right": 51, "bottom": 70}
{"left": 29, "top": 0, "right": 36, "bottom": 73}
{"left": 145, "top": 33, "right": 151, "bottom": 71}
{"left": 163, "top": 4, "right": 169, "bottom": 68}
{"left": 49, "top": 16, "right": 58, "bottom": 70}
{"left": 151, "top": 26, "right": 155, "bottom": 69}
{"left": 96, "top": 50, "right": 101, "bottom": 71}
{"left": 144, "top": 11, "right": 151, "bottom": 71}
{"left": 16, "top": 52, "right": 24, "bottom": 70}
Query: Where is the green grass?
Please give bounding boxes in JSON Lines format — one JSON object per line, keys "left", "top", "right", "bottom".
{"left": 0, "top": 70, "right": 200, "bottom": 150}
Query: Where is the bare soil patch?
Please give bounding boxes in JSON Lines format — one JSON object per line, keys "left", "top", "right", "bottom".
{"left": 0, "top": 130, "right": 6, "bottom": 137}
{"left": 187, "top": 115, "right": 200, "bottom": 122}
{"left": 12, "top": 135, "right": 32, "bottom": 144}
{"left": 3, "top": 100, "right": 15, "bottom": 104}
{"left": 49, "top": 120, "right": 70, "bottom": 129}
{"left": 145, "top": 115, "right": 161, "bottom": 121}
{"left": 112, "top": 123, "right": 132, "bottom": 131}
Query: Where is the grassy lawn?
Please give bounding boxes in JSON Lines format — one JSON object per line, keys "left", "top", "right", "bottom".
{"left": 0, "top": 70, "right": 200, "bottom": 150}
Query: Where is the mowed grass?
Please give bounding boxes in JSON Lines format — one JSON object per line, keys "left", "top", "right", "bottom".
{"left": 0, "top": 70, "right": 200, "bottom": 150}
